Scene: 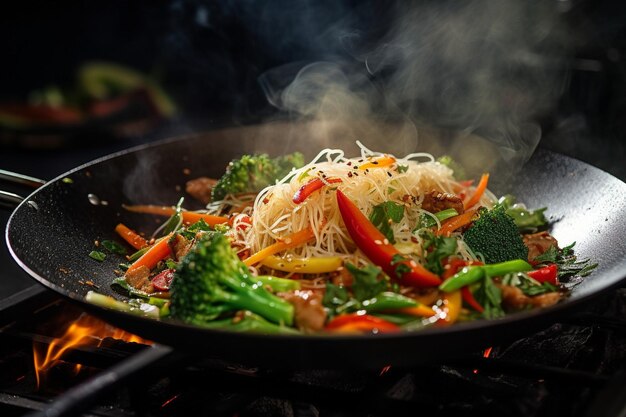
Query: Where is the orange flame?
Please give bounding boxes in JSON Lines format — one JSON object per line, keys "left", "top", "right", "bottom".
{"left": 473, "top": 346, "right": 494, "bottom": 374}
{"left": 483, "top": 347, "right": 493, "bottom": 358}
{"left": 33, "top": 313, "right": 151, "bottom": 388}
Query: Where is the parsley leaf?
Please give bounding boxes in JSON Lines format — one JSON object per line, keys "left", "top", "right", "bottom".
{"left": 180, "top": 218, "right": 213, "bottom": 240}
{"left": 89, "top": 251, "right": 106, "bottom": 262}
{"left": 474, "top": 276, "right": 504, "bottom": 319}
{"left": 322, "top": 283, "right": 349, "bottom": 310}
{"left": 369, "top": 201, "right": 404, "bottom": 244}
{"left": 101, "top": 240, "right": 127, "bottom": 255}
{"left": 397, "top": 165, "right": 409, "bottom": 173}
{"left": 346, "top": 263, "right": 387, "bottom": 301}
{"left": 419, "top": 231, "right": 458, "bottom": 275}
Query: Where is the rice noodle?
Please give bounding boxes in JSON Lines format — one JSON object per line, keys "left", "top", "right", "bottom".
{"left": 221, "top": 145, "right": 495, "bottom": 270}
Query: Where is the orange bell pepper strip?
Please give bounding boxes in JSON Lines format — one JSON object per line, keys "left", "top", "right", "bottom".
{"left": 115, "top": 223, "right": 148, "bottom": 250}
{"left": 336, "top": 190, "right": 441, "bottom": 287}
{"left": 244, "top": 226, "right": 317, "bottom": 267}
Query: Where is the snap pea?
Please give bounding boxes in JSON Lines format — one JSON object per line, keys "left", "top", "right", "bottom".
{"left": 439, "top": 259, "right": 533, "bottom": 292}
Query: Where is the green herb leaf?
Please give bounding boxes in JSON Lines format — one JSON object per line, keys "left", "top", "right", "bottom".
{"left": 397, "top": 165, "right": 409, "bottom": 174}
{"left": 322, "top": 283, "right": 349, "bottom": 312}
{"left": 165, "top": 259, "right": 178, "bottom": 270}
{"left": 346, "top": 263, "right": 387, "bottom": 302}
{"left": 419, "top": 231, "right": 458, "bottom": 275}
{"left": 391, "top": 254, "right": 412, "bottom": 277}
{"left": 89, "top": 251, "right": 106, "bottom": 262}
{"left": 101, "top": 240, "right": 127, "bottom": 255}
{"left": 187, "top": 218, "right": 212, "bottom": 233}
{"left": 534, "top": 243, "right": 598, "bottom": 279}
{"left": 180, "top": 218, "right": 213, "bottom": 240}
{"left": 497, "top": 195, "right": 548, "bottom": 231}
{"left": 474, "top": 276, "right": 504, "bottom": 319}
{"left": 369, "top": 201, "right": 404, "bottom": 244}
{"left": 502, "top": 273, "right": 558, "bottom": 296}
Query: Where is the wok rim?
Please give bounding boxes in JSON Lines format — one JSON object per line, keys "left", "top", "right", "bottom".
{"left": 5, "top": 129, "right": 626, "bottom": 348}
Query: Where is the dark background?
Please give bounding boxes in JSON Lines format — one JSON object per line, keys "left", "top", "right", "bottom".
{"left": 2, "top": 0, "right": 626, "bottom": 295}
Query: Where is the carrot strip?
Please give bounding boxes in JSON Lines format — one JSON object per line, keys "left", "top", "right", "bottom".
{"left": 126, "top": 234, "right": 173, "bottom": 274}
{"left": 123, "top": 204, "right": 228, "bottom": 226}
{"left": 115, "top": 223, "right": 148, "bottom": 250}
{"left": 358, "top": 155, "right": 396, "bottom": 170}
{"left": 179, "top": 212, "right": 229, "bottom": 226}
{"left": 436, "top": 208, "right": 478, "bottom": 237}
{"left": 464, "top": 173, "right": 490, "bottom": 209}
{"left": 244, "top": 226, "right": 316, "bottom": 267}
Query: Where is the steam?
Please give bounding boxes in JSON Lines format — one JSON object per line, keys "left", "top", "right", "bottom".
{"left": 258, "top": 0, "right": 571, "bottom": 181}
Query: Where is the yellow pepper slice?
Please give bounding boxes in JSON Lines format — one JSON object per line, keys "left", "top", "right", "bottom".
{"left": 439, "top": 290, "right": 462, "bottom": 324}
{"left": 260, "top": 255, "right": 343, "bottom": 274}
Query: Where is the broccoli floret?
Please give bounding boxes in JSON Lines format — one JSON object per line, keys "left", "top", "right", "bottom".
{"left": 211, "top": 152, "right": 305, "bottom": 200}
{"left": 463, "top": 206, "right": 528, "bottom": 264}
{"left": 170, "top": 233, "right": 294, "bottom": 328}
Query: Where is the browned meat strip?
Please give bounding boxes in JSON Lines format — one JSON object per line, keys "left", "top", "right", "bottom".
{"left": 170, "top": 234, "right": 192, "bottom": 261}
{"left": 280, "top": 290, "right": 327, "bottom": 333}
{"left": 124, "top": 265, "right": 153, "bottom": 293}
{"left": 420, "top": 190, "right": 464, "bottom": 214}
{"left": 185, "top": 177, "right": 217, "bottom": 204}
{"left": 523, "top": 231, "right": 558, "bottom": 261}
{"left": 499, "top": 285, "right": 562, "bottom": 310}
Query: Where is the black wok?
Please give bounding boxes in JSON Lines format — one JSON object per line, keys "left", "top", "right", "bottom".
{"left": 6, "top": 121, "right": 626, "bottom": 369}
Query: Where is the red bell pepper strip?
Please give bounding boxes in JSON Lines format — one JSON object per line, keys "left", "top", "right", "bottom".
{"left": 293, "top": 177, "right": 342, "bottom": 204}
{"left": 325, "top": 313, "right": 400, "bottom": 333}
{"left": 152, "top": 268, "right": 175, "bottom": 291}
{"left": 527, "top": 264, "right": 558, "bottom": 285}
{"left": 336, "top": 190, "right": 441, "bottom": 287}
{"left": 461, "top": 286, "right": 484, "bottom": 313}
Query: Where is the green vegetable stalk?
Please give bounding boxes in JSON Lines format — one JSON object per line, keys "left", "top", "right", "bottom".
{"left": 439, "top": 259, "right": 532, "bottom": 292}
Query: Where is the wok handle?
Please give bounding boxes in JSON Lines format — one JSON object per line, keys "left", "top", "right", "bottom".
{"left": 0, "top": 169, "right": 46, "bottom": 188}
{"left": 0, "top": 169, "right": 46, "bottom": 209}
{"left": 0, "top": 190, "right": 25, "bottom": 209}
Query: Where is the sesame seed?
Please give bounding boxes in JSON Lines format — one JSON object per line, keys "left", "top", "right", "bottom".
{"left": 383, "top": 239, "right": 389, "bottom": 245}
{"left": 374, "top": 239, "right": 382, "bottom": 245}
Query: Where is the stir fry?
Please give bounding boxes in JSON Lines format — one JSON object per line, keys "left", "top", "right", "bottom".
{"left": 86, "top": 145, "right": 596, "bottom": 334}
